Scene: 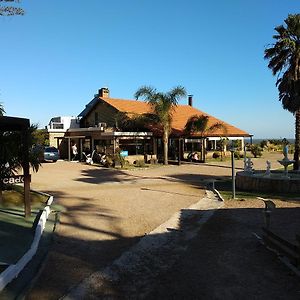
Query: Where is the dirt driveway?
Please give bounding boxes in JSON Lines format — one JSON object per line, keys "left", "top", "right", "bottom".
{"left": 26, "top": 161, "right": 209, "bottom": 299}
{"left": 25, "top": 151, "right": 300, "bottom": 299}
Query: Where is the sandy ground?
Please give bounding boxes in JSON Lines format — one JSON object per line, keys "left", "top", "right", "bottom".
{"left": 23, "top": 151, "right": 300, "bottom": 299}
{"left": 26, "top": 160, "right": 208, "bottom": 299}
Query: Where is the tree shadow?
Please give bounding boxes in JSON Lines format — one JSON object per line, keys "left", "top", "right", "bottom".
{"left": 2, "top": 204, "right": 299, "bottom": 299}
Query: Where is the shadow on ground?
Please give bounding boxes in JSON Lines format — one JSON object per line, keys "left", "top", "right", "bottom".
{"left": 5, "top": 204, "right": 299, "bottom": 299}
{"left": 73, "top": 166, "right": 231, "bottom": 190}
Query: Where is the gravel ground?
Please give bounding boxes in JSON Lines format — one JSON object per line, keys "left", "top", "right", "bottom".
{"left": 26, "top": 161, "right": 208, "bottom": 299}
{"left": 23, "top": 151, "right": 300, "bottom": 299}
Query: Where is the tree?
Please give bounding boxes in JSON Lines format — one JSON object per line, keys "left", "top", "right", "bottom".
{"left": 0, "top": 0, "right": 24, "bottom": 16}
{"left": 0, "top": 124, "right": 41, "bottom": 216}
{"left": 0, "top": 103, "right": 4, "bottom": 116}
{"left": 32, "top": 128, "right": 49, "bottom": 146}
{"left": 135, "top": 86, "right": 187, "bottom": 165}
{"left": 115, "top": 112, "right": 158, "bottom": 132}
{"left": 264, "top": 14, "right": 300, "bottom": 170}
{"left": 184, "top": 115, "right": 227, "bottom": 162}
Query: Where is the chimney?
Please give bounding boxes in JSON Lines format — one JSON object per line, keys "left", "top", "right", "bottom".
{"left": 98, "top": 87, "right": 110, "bottom": 98}
{"left": 188, "top": 95, "right": 193, "bottom": 106}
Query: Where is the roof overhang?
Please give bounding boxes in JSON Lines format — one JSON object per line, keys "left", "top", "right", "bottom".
{"left": 0, "top": 116, "right": 30, "bottom": 131}
{"left": 101, "top": 131, "right": 153, "bottom": 137}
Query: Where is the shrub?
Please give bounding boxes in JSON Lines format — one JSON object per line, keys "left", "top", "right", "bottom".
{"left": 249, "top": 144, "right": 263, "bottom": 158}
{"left": 234, "top": 151, "right": 241, "bottom": 159}
{"left": 134, "top": 159, "right": 146, "bottom": 167}
{"left": 103, "top": 155, "right": 114, "bottom": 167}
{"left": 212, "top": 152, "right": 220, "bottom": 159}
{"left": 113, "top": 148, "right": 126, "bottom": 168}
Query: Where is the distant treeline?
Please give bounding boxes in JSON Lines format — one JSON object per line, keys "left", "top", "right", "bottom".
{"left": 245, "top": 138, "right": 295, "bottom": 145}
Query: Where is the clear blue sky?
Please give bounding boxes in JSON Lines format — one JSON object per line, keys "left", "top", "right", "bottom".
{"left": 0, "top": 0, "right": 299, "bottom": 139}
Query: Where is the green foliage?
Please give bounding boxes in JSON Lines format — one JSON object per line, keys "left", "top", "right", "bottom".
{"left": 184, "top": 115, "right": 226, "bottom": 136}
{"left": 32, "top": 129, "right": 49, "bottom": 146}
{"left": 134, "top": 159, "right": 146, "bottom": 168}
{"left": 259, "top": 139, "right": 294, "bottom": 153}
{"left": 264, "top": 14, "right": 300, "bottom": 170}
{"left": 234, "top": 151, "right": 241, "bottom": 159}
{"left": 135, "top": 85, "right": 187, "bottom": 165}
{"left": 249, "top": 144, "right": 263, "bottom": 158}
{"left": 0, "top": 0, "right": 24, "bottom": 16}
{"left": 264, "top": 14, "right": 300, "bottom": 113}
{"left": 184, "top": 115, "right": 227, "bottom": 162}
{"left": 0, "top": 103, "right": 5, "bottom": 116}
{"left": 103, "top": 155, "right": 114, "bottom": 168}
{"left": 212, "top": 152, "right": 220, "bottom": 159}
{"left": 0, "top": 124, "right": 41, "bottom": 188}
{"left": 231, "top": 140, "right": 242, "bottom": 151}
{"left": 113, "top": 148, "right": 126, "bottom": 168}
{"left": 115, "top": 112, "right": 158, "bottom": 132}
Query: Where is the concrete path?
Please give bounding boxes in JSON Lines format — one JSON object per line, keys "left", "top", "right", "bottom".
{"left": 65, "top": 190, "right": 223, "bottom": 299}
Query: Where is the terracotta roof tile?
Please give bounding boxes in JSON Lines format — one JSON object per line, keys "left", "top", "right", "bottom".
{"left": 101, "top": 97, "right": 250, "bottom": 137}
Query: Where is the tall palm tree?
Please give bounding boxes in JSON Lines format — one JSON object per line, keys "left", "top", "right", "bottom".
{"left": 0, "top": 0, "right": 24, "bottom": 16}
{"left": 135, "top": 86, "right": 187, "bottom": 165}
{"left": 264, "top": 14, "right": 300, "bottom": 170}
{"left": 184, "top": 115, "right": 227, "bottom": 162}
{"left": 0, "top": 103, "right": 4, "bottom": 116}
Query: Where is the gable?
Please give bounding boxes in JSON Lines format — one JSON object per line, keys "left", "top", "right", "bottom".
{"left": 79, "top": 98, "right": 119, "bottom": 128}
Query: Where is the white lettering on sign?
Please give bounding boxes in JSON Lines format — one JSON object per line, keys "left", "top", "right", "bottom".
{"left": 2, "top": 176, "right": 25, "bottom": 185}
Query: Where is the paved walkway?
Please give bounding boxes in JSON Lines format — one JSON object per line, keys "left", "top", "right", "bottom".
{"left": 65, "top": 191, "right": 223, "bottom": 299}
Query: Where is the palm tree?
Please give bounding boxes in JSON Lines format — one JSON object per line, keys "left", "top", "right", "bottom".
{"left": 0, "top": 0, "right": 24, "bottom": 16}
{"left": 0, "top": 124, "right": 41, "bottom": 216}
{"left": 135, "top": 86, "right": 187, "bottom": 165}
{"left": 184, "top": 115, "right": 227, "bottom": 162}
{"left": 0, "top": 103, "right": 4, "bottom": 116}
{"left": 264, "top": 14, "right": 300, "bottom": 170}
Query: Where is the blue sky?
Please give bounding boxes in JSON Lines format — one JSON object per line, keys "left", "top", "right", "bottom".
{"left": 0, "top": 0, "right": 299, "bottom": 138}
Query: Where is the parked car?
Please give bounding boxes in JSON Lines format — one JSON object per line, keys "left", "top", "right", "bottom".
{"left": 43, "top": 146, "right": 59, "bottom": 162}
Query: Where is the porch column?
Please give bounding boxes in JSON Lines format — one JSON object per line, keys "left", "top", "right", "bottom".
{"left": 22, "top": 129, "right": 31, "bottom": 218}
{"left": 68, "top": 138, "right": 71, "bottom": 161}
{"left": 80, "top": 138, "right": 83, "bottom": 161}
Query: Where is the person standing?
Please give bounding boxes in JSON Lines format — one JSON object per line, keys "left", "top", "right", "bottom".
{"left": 72, "top": 143, "right": 78, "bottom": 161}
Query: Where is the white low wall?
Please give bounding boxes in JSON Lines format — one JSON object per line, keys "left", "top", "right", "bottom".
{"left": 0, "top": 193, "right": 54, "bottom": 291}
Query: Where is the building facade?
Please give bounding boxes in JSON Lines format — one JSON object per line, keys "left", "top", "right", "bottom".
{"left": 47, "top": 88, "right": 251, "bottom": 162}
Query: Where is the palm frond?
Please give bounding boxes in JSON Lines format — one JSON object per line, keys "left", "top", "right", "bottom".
{"left": 134, "top": 86, "right": 156, "bottom": 101}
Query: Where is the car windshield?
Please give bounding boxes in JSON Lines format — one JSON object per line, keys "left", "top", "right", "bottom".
{"left": 45, "top": 147, "right": 58, "bottom": 152}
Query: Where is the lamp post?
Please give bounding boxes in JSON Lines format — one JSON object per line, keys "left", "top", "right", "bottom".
{"left": 230, "top": 147, "right": 236, "bottom": 199}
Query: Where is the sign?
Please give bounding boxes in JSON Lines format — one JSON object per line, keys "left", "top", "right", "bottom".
{"left": 120, "top": 150, "right": 128, "bottom": 157}
{"left": 2, "top": 175, "right": 31, "bottom": 185}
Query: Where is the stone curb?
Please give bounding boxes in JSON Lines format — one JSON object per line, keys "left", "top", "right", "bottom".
{"left": 0, "top": 192, "right": 54, "bottom": 291}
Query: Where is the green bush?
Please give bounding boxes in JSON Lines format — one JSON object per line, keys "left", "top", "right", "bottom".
{"left": 234, "top": 151, "right": 241, "bottom": 159}
{"left": 212, "top": 152, "right": 220, "bottom": 159}
{"left": 104, "top": 155, "right": 114, "bottom": 167}
{"left": 113, "top": 148, "right": 126, "bottom": 168}
{"left": 134, "top": 159, "right": 146, "bottom": 167}
{"left": 249, "top": 144, "right": 263, "bottom": 158}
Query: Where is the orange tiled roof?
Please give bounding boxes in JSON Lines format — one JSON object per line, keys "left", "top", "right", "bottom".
{"left": 101, "top": 97, "right": 249, "bottom": 137}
